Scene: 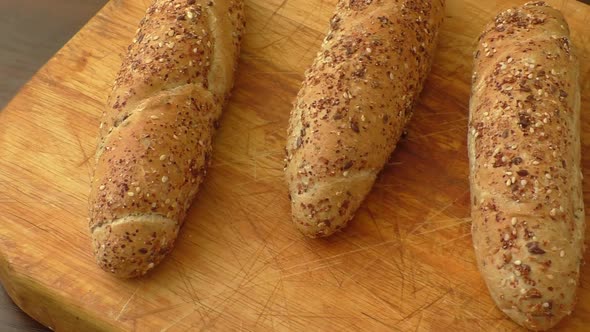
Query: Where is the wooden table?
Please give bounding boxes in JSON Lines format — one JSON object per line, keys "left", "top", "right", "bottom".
{"left": 1, "top": 0, "right": 589, "bottom": 331}
{"left": 0, "top": 1, "right": 107, "bottom": 330}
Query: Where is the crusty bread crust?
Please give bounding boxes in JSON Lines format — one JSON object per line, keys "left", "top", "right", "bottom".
{"left": 88, "top": 0, "right": 245, "bottom": 278}
{"left": 468, "top": 2, "right": 584, "bottom": 330}
{"left": 285, "top": 0, "right": 445, "bottom": 237}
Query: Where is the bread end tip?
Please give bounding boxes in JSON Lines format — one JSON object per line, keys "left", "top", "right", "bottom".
{"left": 91, "top": 214, "right": 179, "bottom": 278}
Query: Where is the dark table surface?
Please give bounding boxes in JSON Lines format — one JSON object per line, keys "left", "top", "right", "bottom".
{"left": 0, "top": 1, "right": 107, "bottom": 330}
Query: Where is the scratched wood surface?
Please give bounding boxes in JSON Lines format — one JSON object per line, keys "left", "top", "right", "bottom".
{"left": 0, "top": 2, "right": 108, "bottom": 330}
{"left": 0, "top": 0, "right": 589, "bottom": 331}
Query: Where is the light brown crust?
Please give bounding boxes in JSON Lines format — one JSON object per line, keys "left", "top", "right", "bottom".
{"left": 285, "top": 0, "right": 445, "bottom": 237}
{"left": 468, "top": 2, "right": 584, "bottom": 330}
{"left": 88, "top": 0, "right": 245, "bottom": 278}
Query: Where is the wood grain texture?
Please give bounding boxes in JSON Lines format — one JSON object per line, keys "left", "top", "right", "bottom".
{"left": 0, "top": 0, "right": 588, "bottom": 331}
{"left": 0, "top": 285, "right": 47, "bottom": 332}
{"left": 0, "top": 1, "right": 107, "bottom": 330}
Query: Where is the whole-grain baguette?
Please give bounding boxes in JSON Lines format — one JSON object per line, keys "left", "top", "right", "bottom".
{"left": 468, "top": 2, "right": 584, "bottom": 330}
{"left": 88, "top": 0, "right": 245, "bottom": 278}
{"left": 284, "top": 0, "right": 445, "bottom": 237}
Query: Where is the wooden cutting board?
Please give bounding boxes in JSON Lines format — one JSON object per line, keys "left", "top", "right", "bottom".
{"left": 1, "top": 0, "right": 589, "bottom": 330}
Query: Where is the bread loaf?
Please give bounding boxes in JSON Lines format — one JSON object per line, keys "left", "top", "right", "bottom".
{"left": 88, "top": 0, "right": 245, "bottom": 278}
{"left": 284, "top": 0, "right": 445, "bottom": 237}
{"left": 468, "top": 2, "right": 584, "bottom": 330}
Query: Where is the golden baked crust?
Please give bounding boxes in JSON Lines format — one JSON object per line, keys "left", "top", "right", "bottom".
{"left": 88, "top": 0, "right": 245, "bottom": 278}
{"left": 468, "top": 2, "right": 584, "bottom": 330}
{"left": 285, "top": 0, "right": 445, "bottom": 237}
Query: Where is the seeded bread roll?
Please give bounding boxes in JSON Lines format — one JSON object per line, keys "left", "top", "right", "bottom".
{"left": 468, "top": 2, "right": 584, "bottom": 330}
{"left": 284, "top": 0, "right": 445, "bottom": 237}
{"left": 88, "top": 0, "right": 245, "bottom": 278}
